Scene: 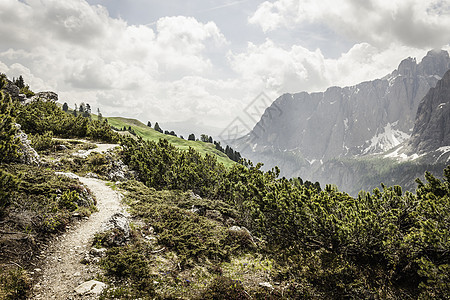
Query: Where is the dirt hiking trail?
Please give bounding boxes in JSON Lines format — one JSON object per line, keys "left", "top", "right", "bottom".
{"left": 31, "top": 143, "right": 125, "bottom": 299}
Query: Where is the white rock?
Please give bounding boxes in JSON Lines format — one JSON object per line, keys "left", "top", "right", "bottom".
{"left": 74, "top": 280, "right": 107, "bottom": 295}
{"left": 259, "top": 282, "right": 273, "bottom": 289}
{"left": 89, "top": 247, "right": 107, "bottom": 257}
{"left": 55, "top": 172, "right": 79, "bottom": 179}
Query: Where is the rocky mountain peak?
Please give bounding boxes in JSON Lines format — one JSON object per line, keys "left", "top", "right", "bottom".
{"left": 234, "top": 50, "right": 450, "bottom": 187}
{"left": 418, "top": 49, "right": 450, "bottom": 77}
{"left": 397, "top": 57, "right": 417, "bottom": 77}
{"left": 407, "top": 69, "right": 450, "bottom": 153}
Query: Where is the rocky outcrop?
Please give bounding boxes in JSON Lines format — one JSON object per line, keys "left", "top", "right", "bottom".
{"left": 15, "top": 123, "right": 40, "bottom": 165}
{"left": 31, "top": 91, "right": 58, "bottom": 102}
{"left": 99, "top": 213, "right": 130, "bottom": 246}
{"left": 407, "top": 69, "right": 450, "bottom": 153}
{"left": 2, "top": 80, "right": 22, "bottom": 100}
{"left": 233, "top": 50, "right": 450, "bottom": 183}
{"left": 2, "top": 76, "right": 59, "bottom": 103}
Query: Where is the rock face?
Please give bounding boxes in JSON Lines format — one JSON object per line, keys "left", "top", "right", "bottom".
{"left": 407, "top": 69, "right": 450, "bottom": 154}
{"left": 15, "top": 123, "right": 40, "bottom": 165}
{"left": 31, "top": 91, "right": 58, "bottom": 102}
{"left": 234, "top": 50, "right": 450, "bottom": 181}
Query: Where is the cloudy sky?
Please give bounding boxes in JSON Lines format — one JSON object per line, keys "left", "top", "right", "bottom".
{"left": 1, "top": 0, "right": 450, "bottom": 137}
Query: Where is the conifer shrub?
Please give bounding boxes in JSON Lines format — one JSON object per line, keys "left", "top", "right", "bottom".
{"left": 100, "top": 245, "right": 156, "bottom": 298}
{"left": 0, "top": 268, "right": 31, "bottom": 300}
{"left": 0, "top": 169, "right": 20, "bottom": 215}
{"left": 30, "top": 131, "right": 55, "bottom": 152}
{"left": 58, "top": 190, "right": 79, "bottom": 212}
{"left": 201, "top": 276, "right": 248, "bottom": 300}
{"left": 0, "top": 91, "right": 20, "bottom": 163}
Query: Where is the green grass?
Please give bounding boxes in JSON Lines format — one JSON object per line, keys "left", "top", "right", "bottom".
{"left": 105, "top": 117, "right": 236, "bottom": 168}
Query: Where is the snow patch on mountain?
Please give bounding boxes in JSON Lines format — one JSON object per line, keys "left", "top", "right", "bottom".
{"left": 363, "top": 123, "right": 410, "bottom": 154}
{"left": 436, "top": 146, "right": 450, "bottom": 162}
{"left": 384, "top": 146, "right": 423, "bottom": 161}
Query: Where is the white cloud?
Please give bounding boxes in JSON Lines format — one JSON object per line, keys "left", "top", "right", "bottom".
{"left": 0, "top": 0, "right": 234, "bottom": 127}
{"left": 228, "top": 40, "right": 430, "bottom": 94}
{"left": 249, "top": 0, "right": 450, "bottom": 48}
{"left": 229, "top": 39, "right": 328, "bottom": 93}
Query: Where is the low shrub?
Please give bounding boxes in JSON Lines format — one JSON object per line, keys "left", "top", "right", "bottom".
{"left": 201, "top": 276, "right": 249, "bottom": 300}
{"left": 0, "top": 268, "right": 31, "bottom": 299}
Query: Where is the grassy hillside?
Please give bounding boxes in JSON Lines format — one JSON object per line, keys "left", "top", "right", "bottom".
{"left": 105, "top": 117, "right": 236, "bottom": 168}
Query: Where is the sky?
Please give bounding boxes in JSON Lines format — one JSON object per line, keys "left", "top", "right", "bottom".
{"left": 1, "top": 0, "right": 450, "bottom": 137}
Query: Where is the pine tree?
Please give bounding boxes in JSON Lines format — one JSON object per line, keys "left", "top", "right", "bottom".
{"left": 201, "top": 134, "right": 209, "bottom": 142}
{"left": 13, "top": 75, "right": 25, "bottom": 89}
{"left": 79, "top": 102, "right": 85, "bottom": 113}
{"left": 82, "top": 103, "right": 91, "bottom": 118}
{"left": 62, "top": 102, "right": 69, "bottom": 112}
{"left": 147, "top": 121, "right": 151, "bottom": 127}
{"left": 154, "top": 122, "right": 163, "bottom": 133}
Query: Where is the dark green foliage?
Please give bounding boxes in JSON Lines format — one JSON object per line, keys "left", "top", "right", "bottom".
{"left": 15, "top": 100, "right": 118, "bottom": 142}
{"left": 200, "top": 134, "right": 209, "bottom": 142}
{"left": 100, "top": 245, "right": 155, "bottom": 298}
{"left": 58, "top": 190, "right": 79, "bottom": 212}
{"left": 0, "top": 91, "right": 20, "bottom": 163}
{"left": 147, "top": 121, "right": 151, "bottom": 127}
{"left": 0, "top": 268, "right": 31, "bottom": 299}
{"left": 213, "top": 141, "right": 242, "bottom": 162}
{"left": 13, "top": 76, "right": 25, "bottom": 89}
{"left": 121, "top": 137, "right": 226, "bottom": 197}
{"left": 0, "top": 169, "right": 20, "bottom": 215}
{"left": 188, "top": 133, "right": 195, "bottom": 141}
{"left": 62, "top": 102, "right": 68, "bottom": 112}
{"left": 201, "top": 276, "right": 249, "bottom": 300}
{"left": 30, "top": 131, "right": 55, "bottom": 152}
{"left": 154, "top": 122, "right": 163, "bottom": 133}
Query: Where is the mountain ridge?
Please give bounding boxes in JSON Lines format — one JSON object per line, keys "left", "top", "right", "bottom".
{"left": 232, "top": 50, "right": 450, "bottom": 192}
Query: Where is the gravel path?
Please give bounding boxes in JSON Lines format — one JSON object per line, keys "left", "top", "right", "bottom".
{"left": 31, "top": 176, "right": 125, "bottom": 299}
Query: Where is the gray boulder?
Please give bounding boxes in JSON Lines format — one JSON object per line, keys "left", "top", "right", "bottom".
{"left": 100, "top": 213, "right": 130, "bottom": 246}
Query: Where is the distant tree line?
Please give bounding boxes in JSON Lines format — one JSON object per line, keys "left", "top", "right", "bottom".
{"left": 147, "top": 121, "right": 243, "bottom": 163}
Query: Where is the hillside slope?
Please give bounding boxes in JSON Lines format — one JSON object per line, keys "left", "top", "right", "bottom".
{"left": 106, "top": 117, "right": 236, "bottom": 168}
